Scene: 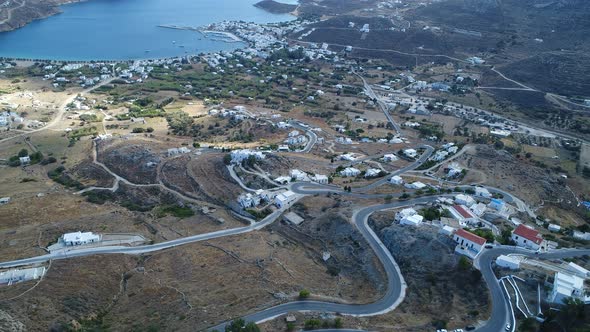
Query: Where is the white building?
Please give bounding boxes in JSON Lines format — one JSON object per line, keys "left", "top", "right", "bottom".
{"left": 454, "top": 229, "right": 486, "bottom": 258}
{"left": 432, "top": 150, "right": 448, "bottom": 162}
{"left": 340, "top": 167, "right": 361, "bottom": 177}
{"left": 395, "top": 208, "right": 417, "bottom": 222}
{"left": 549, "top": 272, "right": 586, "bottom": 304}
{"left": 286, "top": 135, "right": 307, "bottom": 145}
{"left": 389, "top": 175, "right": 404, "bottom": 185}
{"left": 290, "top": 169, "right": 310, "bottom": 181}
{"left": 566, "top": 262, "right": 590, "bottom": 277}
{"left": 405, "top": 181, "right": 427, "bottom": 190}
{"left": 496, "top": 255, "right": 520, "bottom": 270}
{"left": 447, "top": 164, "right": 463, "bottom": 178}
{"left": 338, "top": 153, "right": 357, "bottom": 161}
{"left": 512, "top": 224, "right": 547, "bottom": 250}
{"left": 489, "top": 198, "right": 505, "bottom": 211}
{"left": 382, "top": 154, "right": 398, "bottom": 162}
{"left": 400, "top": 214, "right": 424, "bottom": 226}
{"left": 274, "top": 176, "right": 291, "bottom": 184}
{"left": 275, "top": 190, "right": 297, "bottom": 208}
{"left": 512, "top": 224, "right": 546, "bottom": 251}
{"left": 230, "top": 149, "right": 266, "bottom": 164}
{"left": 449, "top": 205, "right": 478, "bottom": 224}
{"left": 440, "top": 225, "right": 456, "bottom": 236}
{"left": 311, "top": 174, "right": 329, "bottom": 184}
{"left": 455, "top": 194, "right": 476, "bottom": 207}
{"left": 548, "top": 224, "right": 561, "bottom": 233}
{"left": 336, "top": 137, "right": 353, "bottom": 144}
{"left": 288, "top": 130, "right": 300, "bottom": 137}
{"left": 167, "top": 147, "right": 190, "bottom": 156}
{"left": 237, "top": 192, "right": 262, "bottom": 208}
{"left": 364, "top": 168, "right": 381, "bottom": 178}
{"left": 475, "top": 187, "right": 492, "bottom": 198}
{"left": 19, "top": 156, "right": 31, "bottom": 165}
{"left": 403, "top": 149, "right": 417, "bottom": 158}
{"left": 470, "top": 203, "right": 487, "bottom": 217}
{"left": 62, "top": 231, "right": 100, "bottom": 246}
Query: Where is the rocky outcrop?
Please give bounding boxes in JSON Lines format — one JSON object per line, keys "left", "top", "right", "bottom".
{"left": 0, "top": 310, "right": 25, "bottom": 332}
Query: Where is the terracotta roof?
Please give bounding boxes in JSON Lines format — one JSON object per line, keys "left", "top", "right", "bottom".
{"left": 455, "top": 229, "right": 487, "bottom": 246}
{"left": 513, "top": 224, "right": 544, "bottom": 244}
{"left": 452, "top": 205, "right": 475, "bottom": 219}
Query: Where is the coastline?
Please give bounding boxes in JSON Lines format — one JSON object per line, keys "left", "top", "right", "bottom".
{"left": 0, "top": 0, "right": 298, "bottom": 62}
{"left": 0, "top": 0, "right": 88, "bottom": 33}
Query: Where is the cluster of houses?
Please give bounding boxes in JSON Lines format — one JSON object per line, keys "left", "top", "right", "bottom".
{"left": 0, "top": 111, "right": 24, "bottom": 128}
{"left": 230, "top": 149, "right": 266, "bottom": 164}
{"left": 285, "top": 129, "right": 308, "bottom": 146}
{"left": 167, "top": 147, "right": 191, "bottom": 157}
{"left": 209, "top": 105, "right": 253, "bottom": 122}
{"left": 274, "top": 169, "right": 329, "bottom": 185}
{"left": 237, "top": 189, "right": 272, "bottom": 209}
{"left": 431, "top": 142, "right": 460, "bottom": 162}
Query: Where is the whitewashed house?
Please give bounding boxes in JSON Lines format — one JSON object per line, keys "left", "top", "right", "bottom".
{"left": 475, "top": 187, "right": 492, "bottom": 198}
{"left": 311, "top": 174, "right": 329, "bottom": 184}
{"left": 432, "top": 150, "right": 448, "bottom": 162}
{"left": 364, "top": 168, "right": 381, "bottom": 178}
{"left": 404, "top": 181, "right": 426, "bottom": 190}
{"left": 455, "top": 194, "right": 476, "bottom": 207}
{"left": 403, "top": 149, "right": 417, "bottom": 158}
{"left": 454, "top": 229, "right": 486, "bottom": 258}
{"left": 290, "top": 169, "right": 310, "bottom": 181}
{"left": 449, "top": 205, "right": 478, "bottom": 224}
{"left": 340, "top": 167, "right": 361, "bottom": 177}
{"left": 19, "top": 156, "right": 31, "bottom": 165}
{"left": 382, "top": 154, "right": 398, "bottom": 162}
{"left": 549, "top": 272, "right": 586, "bottom": 304}
{"left": 62, "top": 231, "right": 100, "bottom": 246}
{"left": 512, "top": 224, "right": 546, "bottom": 251}
{"left": 389, "top": 175, "right": 404, "bottom": 185}
{"left": 230, "top": 149, "right": 266, "bottom": 164}
{"left": 395, "top": 208, "right": 417, "bottom": 221}
{"left": 275, "top": 190, "right": 297, "bottom": 208}
{"left": 400, "top": 214, "right": 424, "bottom": 226}
{"left": 496, "top": 255, "right": 520, "bottom": 270}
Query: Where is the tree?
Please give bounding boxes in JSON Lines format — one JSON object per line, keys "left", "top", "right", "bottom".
{"left": 17, "top": 148, "right": 29, "bottom": 157}
{"left": 224, "top": 319, "right": 260, "bottom": 332}
{"left": 286, "top": 322, "right": 295, "bottom": 331}
{"left": 299, "top": 289, "right": 310, "bottom": 299}
{"left": 458, "top": 256, "right": 471, "bottom": 270}
{"left": 304, "top": 319, "right": 321, "bottom": 330}
{"left": 223, "top": 154, "right": 232, "bottom": 165}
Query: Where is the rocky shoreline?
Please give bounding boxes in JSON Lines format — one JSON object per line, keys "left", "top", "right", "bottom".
{"left": 0, "top": 0, "right": 88, "bottom": 33}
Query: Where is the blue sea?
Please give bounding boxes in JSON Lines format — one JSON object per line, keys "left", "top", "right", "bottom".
{"left": 0, "top": 0, "right": 294, "bottom": 60}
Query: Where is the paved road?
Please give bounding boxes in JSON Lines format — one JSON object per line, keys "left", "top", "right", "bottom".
{"left": 289, "top": 120, "right": 318, "bottom": 153}
{"left": 209, "top": 196, "right": 452, "bottom": 331}
{"left": 288, "top": 145, "right": 434, "bottom": 195}
{"left": 355, "top": 72, "right": 402, "bottom": 134}
{"left": 474, "top": 247, "right": 590, "bottom": 332}
{"left": 0, "top": 78, "right": 115, "bottom": 144}
{"left": 0, "top": 201, "right": 300, "bottom": 269}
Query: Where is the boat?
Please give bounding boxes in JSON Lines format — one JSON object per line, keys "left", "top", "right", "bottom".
{"left": 145, "top": 50, "right": 151, "bottom": 53}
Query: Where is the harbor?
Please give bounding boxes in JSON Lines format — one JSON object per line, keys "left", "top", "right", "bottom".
{"left": 158, "top": 24, "right": 243, "bottom": 43}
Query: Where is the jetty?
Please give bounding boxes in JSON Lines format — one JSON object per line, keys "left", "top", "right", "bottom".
{"left": 157, "top": 24, "right": 242, "bottom": 43}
